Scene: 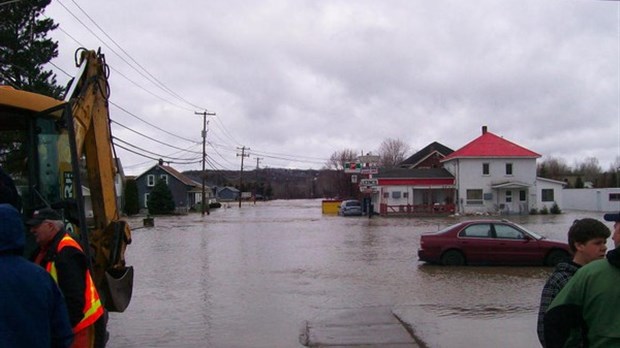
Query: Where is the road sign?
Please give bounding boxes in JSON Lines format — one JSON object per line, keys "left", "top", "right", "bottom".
{"left": 360, "top": 168, "right": 379, "bottom": 175}
{"left": 360, "top": 178, "right": 378, "bottom": 186}
{"left": 344, "top": 162, "right": 361, "bottom": 173}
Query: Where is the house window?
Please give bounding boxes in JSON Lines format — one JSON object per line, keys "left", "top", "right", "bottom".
{"left": 505, "top": 163, "right": 513, "bottom": 175}
{"left": 519, "top": 190, "right": 526, "bottom": 202}
{"left": 383, "top": 192, "right": 389, "bottom": 199}
{"left": 147, "top": 174, "right": 155, "bottom": 187}
{"left": 144, "top": 193, "right": 150, "bottom": 207}
{"left": 466, "top": 189, "right": 483, "bottom": 205}
{"left": 610, "top": 193, "right": 620, "bottom": 201}
{"left": 541, "top": 189, "right": 555, "bottom": 202}
{"left": 403, "top": 192, "right": 409, "bottom": 199}
{"left": 392, "top": 191, "right": 401, "bottom": 199}
{"left": 160, "top": 174, "right": 168, "bottom": 184}
{"left": 505, "top": 190, "right": 512, "bottom": 203}
{"left": 482, "top": 163, "right": 490, "bottom": 175}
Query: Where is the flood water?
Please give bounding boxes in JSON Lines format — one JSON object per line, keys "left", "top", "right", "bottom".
{"left": 106, "top": 199, "right": 614, "bottom": 347}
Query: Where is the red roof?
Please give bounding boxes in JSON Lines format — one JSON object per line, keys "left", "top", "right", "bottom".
{"left": 442, "top": 130, "right": 540, "bottom": 161}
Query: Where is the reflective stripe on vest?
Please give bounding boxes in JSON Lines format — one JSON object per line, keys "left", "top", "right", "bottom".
{"left": 46, "top": 235, "right": 104, "bottom": 333}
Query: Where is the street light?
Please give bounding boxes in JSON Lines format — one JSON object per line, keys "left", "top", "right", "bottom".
{"left": 195, "top": 110, "right": 216, "bottom": 216}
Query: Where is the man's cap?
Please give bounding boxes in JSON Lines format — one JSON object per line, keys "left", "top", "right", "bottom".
{"left": 0, "top": 203, "right": 25, "bottom": 252}
{"left": 25, "top": 207, "right": 62, "bottom": 226}
{"left": 603, "top": 212, "right": 620, "bottom": 222}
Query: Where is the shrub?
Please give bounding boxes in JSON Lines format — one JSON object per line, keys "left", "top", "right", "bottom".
{"left": 529, "top": 208, "right": 538, "bottom": 215}
{"left": 147, "top": 180, "right": 175, "bottom": 215}
{"left": 540, "top": 206, "right": 549, "bottom": 215}
{"left": 123, "top": 179, "right": 140, "bottom": 216}
{"left": 550, "top": 202, "right": 562, "bottom": 214}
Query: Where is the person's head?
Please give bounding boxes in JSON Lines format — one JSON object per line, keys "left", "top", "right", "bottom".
{"left": 0, "top": 167, "right": 21, "bottom": 211}
{"left": 568, "top": 218, "right": 610, "bottom": 265}
{"left": 0, "top": 203, "right": 25, "bottom": 255}
{"left": 603, "top": 211, "right": 620, "bottom": 248}
{"left": 26, "top": 208, "right": 63, "bottom": 246}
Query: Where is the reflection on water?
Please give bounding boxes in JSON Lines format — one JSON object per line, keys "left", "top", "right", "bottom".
{"left": 106, "top": 200, "right": 609, "bottom": 347}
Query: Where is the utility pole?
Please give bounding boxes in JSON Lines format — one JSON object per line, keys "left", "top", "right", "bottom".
{"left": 254, "top": 157, "right": 262, "bottom": 204}
{"left": 195, "top": 110, "right": 216, "bottom": 216}
{"left": 237, "top": 146, "right": 250, "bottom": 208}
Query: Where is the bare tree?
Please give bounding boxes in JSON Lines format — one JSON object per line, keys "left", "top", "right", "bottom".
{"left": 325, "top": 149, "right": 358, "bottom": 170}
{"left": 378, "top": 138, "right": 410, "bottom": 168}
{"left": 537, "top": 156, "right": 571, "bottom": 179}
{"left": 574, "top": 157, "right": 602, "bottom": 184}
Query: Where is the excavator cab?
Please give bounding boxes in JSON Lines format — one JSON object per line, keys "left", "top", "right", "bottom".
{"left": 0, "top": 88, "right": 74, "bottom": 245}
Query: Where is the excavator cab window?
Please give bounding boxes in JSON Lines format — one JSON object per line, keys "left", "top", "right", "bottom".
{"left": 0, "top": 103, "right": 77, "bottom": 255}
{"left": 0, "top": 105, "right": 67, "bottom": 208}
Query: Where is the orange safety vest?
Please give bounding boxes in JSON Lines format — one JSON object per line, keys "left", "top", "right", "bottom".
{"left": 46, "top": 235, "right": 104, "bottom": 333}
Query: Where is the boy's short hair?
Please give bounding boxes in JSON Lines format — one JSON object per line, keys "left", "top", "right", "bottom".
{"left": 567, "top": 218, "right": 611, "bottom": 253}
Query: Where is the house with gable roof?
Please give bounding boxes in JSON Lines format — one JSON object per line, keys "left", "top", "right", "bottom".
{"left": 399, "top": 141, "right": 454, "bottom": 169}
{"left": 370, "top": 142, "right": 456, "bottom": 215}
{"left": 441, "top": 126, "right": 565, "bottom": 215}
{"left": 135, "top": 160, "right": 213, "bottom": 213}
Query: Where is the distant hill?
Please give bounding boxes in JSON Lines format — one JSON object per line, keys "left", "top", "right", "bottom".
{"left": 183, "top": 168, "right": 356, "bottom": 199}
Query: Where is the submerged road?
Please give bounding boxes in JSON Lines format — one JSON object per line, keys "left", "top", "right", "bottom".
{"left": 106, "top": 199, "right": 609, "bottom": 347}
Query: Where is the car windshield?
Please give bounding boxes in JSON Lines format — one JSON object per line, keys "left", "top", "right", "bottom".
{"left": 347, "top": 201, "right": 360, "bottom": 206}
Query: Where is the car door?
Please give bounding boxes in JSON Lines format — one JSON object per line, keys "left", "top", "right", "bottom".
{"left": 457, "top": 223, "right": 495, "bottom": 264}
{"left": 491, "top": 223, "right": 538, "bottom": 264}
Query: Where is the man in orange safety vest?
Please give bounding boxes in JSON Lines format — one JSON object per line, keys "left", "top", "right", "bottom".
{"left": 28, "top": 208, "right": 104, "bottom": 348}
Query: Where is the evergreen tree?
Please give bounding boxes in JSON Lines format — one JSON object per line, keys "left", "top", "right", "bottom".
{"left": 123, "top": 179, "right": 139, "bottom": 216}
{"left": 0, "top": 0, "right": 64, "bottom": 98}
{"left": 575, "top": 176, "right": 584, "bottom": 189}
{"left": 147, "top": 180, "right": 175, "bottom": 214}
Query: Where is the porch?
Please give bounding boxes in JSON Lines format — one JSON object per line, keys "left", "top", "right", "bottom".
{"left": 379, "top": 203, "right": 456, "bottom": 216}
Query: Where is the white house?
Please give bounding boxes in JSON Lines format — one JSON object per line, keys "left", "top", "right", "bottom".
{"left": 441, "top": 126, "right": 563, "bottom": 215}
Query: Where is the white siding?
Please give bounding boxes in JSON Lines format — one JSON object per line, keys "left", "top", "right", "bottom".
{"left": 533, "top": 178, "right": 565, "bottom": 212}
{"left": 563, "top": 188, "right": 620, "bottom": 212}
{"left": 445, "top": 158, "right": 537, "bottom": 214}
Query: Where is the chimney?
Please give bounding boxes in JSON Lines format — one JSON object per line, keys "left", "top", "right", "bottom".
{"left": 482, "top": 126, "right": 487, "bottom": 134}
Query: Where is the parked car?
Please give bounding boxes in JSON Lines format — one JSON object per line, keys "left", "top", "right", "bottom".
{"left": 418, "top": 219, "right": 570, "bottom": 266}
{"left": 338, "top": 199, "right": 363, "bottom": 216}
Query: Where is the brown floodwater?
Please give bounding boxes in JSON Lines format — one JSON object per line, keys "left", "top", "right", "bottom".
{"left": 105, "top": 199, "right": 613, "bottom": 347}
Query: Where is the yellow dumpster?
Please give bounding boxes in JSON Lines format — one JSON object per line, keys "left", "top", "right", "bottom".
{"left": 322, "top": 199, "right": 342, "bottom": 214}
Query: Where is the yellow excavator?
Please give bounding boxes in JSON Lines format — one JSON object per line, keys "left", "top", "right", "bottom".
{"left": 0, "top": 48, "right": 133, "bottom": 343}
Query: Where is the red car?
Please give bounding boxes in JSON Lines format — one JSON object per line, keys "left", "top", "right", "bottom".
{"left": 418, "top": 219, "right": 571, "bottom": 266}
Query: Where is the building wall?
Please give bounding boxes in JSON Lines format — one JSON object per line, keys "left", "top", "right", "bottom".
{"left": 137, "top": 168, "right": 192, "bottom": 210}
{"left": 377, "top": 184, "right": 453, "bottom": 213}
{"left": 444, "top": 158, "right": 537, "bottom": 214}
{"left": 532, "top": 179, "right": 565, "bottom": 212}
{"left": 563, "top": 188, "right": 620, "bottom": 212}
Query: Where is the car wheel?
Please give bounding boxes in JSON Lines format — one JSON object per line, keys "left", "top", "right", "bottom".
{"left": 545, "top": 250, "right": 569, "bottom": 267}
{"left": 441, "top": 250, "right": 465, "bottom": 266}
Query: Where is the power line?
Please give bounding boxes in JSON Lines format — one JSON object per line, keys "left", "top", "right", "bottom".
{"left": 57, "top": 0, "right": 208, "bottom": 111}
{"left": 111, "top": 120, "right": 201, "bottom": 154}
{"left": 110, "top": 101, "right": 197, "bottom": 143}
{"left": 113, "top": 142, "right": 201, "bottom": 165}
{"left": 113, "top": 136, "right": 201, "bottom": 162}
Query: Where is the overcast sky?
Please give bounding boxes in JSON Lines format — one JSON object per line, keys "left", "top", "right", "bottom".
{"left": 43, "top": 0, "right": 620, "bottom": 176}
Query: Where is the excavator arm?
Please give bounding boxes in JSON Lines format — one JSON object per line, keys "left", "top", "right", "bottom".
{"left": 62, "top": 48, "right": 133, "bottom": 312}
